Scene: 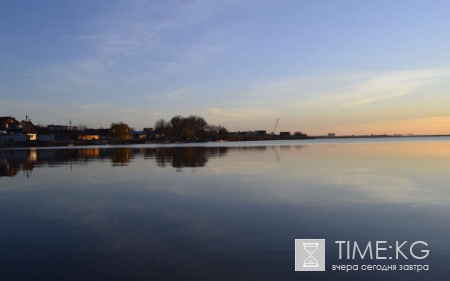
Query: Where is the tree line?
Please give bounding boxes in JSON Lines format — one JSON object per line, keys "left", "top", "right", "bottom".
{"left": 110, "top": 115, "right": 228, "bottom": 141}
{"left": 154, "top": 115, "right": 228, "bottom": 141}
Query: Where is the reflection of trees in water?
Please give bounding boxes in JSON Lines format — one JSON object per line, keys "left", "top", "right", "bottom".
{"left": 0, "top": 147, "right": 230, "bottom": 177}
{"left": 0, "top": 160, "right": 33, "bottom": 177}
{"left": 155, "top": 147, "right": 228, "bottom": 170}
{"left": 110, "top": 148, "right": 132, "bottom": 166}
{"left": 0, "top": 145, "right": 307, "bottom": 177}
{"left": 0, "top": 150, "right": 35, "bottom": 177}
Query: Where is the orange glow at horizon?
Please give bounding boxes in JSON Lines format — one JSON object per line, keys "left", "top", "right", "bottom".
{"left": 323, "top": 116, "right": 450, "bottom": 136}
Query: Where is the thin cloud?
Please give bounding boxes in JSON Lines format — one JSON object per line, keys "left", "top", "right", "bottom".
{"left": 147, "top": 89, "right": 185, "bottom": 103}
{"left": 327, "top": 69, "right": 450, "bottom": 107}
{"left": 74, "top": 0, "right": 234, "bottom": 57}
{"left": 160, "top": 44, "right": 224, "bottom": 74}
{"left": 208, "top": 108, "right": 244, "bottom": 118}
{"left": 244, "top": 68, "right": 450, "bottom": 109}
{"left": 207, "top": 107, "right": 279, "bottom": 124}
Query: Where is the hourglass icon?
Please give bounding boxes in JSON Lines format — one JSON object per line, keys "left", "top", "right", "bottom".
{"left": 303, "top": 242, "right": 319, "bottom": 267}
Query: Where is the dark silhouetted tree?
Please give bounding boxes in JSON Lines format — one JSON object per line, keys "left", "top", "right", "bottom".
{"left": 218, "top": 125, "right": 228, "bottom": 135}
{"left": 206, "top": 124, "right": 228, "bottom": 136}
{"left": 155, "top": 119, "right": 172, "bottom": 139}
{"left": 110, "top": 122, "right": 131, "bottom": 140}
{"left": 187, "top": 115, "right": 207, "bottom": 134}
{"left": 206, "top": 125, "right": 219, "bottom": 134}
{"left": 156, "top": 115, "right": 227, "bottom": 140}
{"left": 170, "top": 115, "right": 185, "bottom": 137}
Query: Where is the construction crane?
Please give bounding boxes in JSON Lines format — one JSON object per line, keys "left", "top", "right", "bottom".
{"left": 272, "top": 118, "right": 280, "bottom": 135}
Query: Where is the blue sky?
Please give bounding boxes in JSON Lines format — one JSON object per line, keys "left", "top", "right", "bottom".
{"left": 1, "top": 0, "right": 450, "bottom": 135}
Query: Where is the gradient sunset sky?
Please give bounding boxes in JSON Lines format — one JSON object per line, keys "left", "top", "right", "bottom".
{"left": 1, "top": 0, "right": 450, "bottom": 135}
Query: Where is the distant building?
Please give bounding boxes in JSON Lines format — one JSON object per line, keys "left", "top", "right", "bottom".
{"left": 47, "top": 125, "right": 68, "bottom": 132}
{"left": 254, "top": 130, "right": 267, "bottom": 136}
{"left": 327, "top": 133, "right": 336, "bottom": 138}
{"left": 55, "top": 134, "right": 71, "bottom": 141}
{"left": 19, "top": 120, "right": 37, "bottom": 134}
{"left": 0, "top": 132, "right": 36, "bottom": 142}
{"left": 91, "top": 129, "right": 110, "bottom": 140}
{"left": 38, "top": 135, "right": 55, "bottom": 142}
{"left": 47, "top": 125, "right": 77, "bottom": 132}
{"left": 27, "top": 133, "right": 37, "bottom": 141}
{"left": 143, "top": 128, "right": 156, "bottom": 139}
{"left": 279, "top": 132, "right": 291, "bottom": 138}
{"left": 77, "top": 134, "right": 99, "bottom": 141}
{"left": 131, "top": 131, "right": 147, "bottom": 140}
{"left": 1, "top": 117, "right": 37, "bottom": 138}
{"left": 0, "top": 116, "right": 19, "bottom": 130}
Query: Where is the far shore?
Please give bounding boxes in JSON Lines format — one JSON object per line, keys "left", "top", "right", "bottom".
{"left": 0, "top": 135, "right": 315, "bottom": 148}
{"left": 1, "top": 134, "right": 450, "bottom": 149}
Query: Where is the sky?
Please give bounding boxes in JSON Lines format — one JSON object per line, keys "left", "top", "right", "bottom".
{"left": 1, "top": 0, "right": 450, "bottom": 135}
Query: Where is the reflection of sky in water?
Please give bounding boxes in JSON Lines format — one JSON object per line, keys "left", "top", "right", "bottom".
{"left": 0, "top": 138, "right": 449, "bottom": 280}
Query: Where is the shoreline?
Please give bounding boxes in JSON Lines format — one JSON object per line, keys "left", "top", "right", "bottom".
{"left": 0, "top": 136, "right": 315, "bottom": 148}
{"left": 1, "top": 135, "right": 450, "bottom": 149}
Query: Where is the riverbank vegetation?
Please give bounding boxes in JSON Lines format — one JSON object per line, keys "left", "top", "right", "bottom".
{"left": 154, "top": 115, "right": 228, "bottom": 141}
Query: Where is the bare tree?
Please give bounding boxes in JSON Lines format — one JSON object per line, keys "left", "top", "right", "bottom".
{"left": 155, "top": 119, "right": 172, "bottom": 138}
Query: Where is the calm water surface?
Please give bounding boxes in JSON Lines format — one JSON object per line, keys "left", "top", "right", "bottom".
{"left": 1, "top": 137, "right": 450, "bottom": 280}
